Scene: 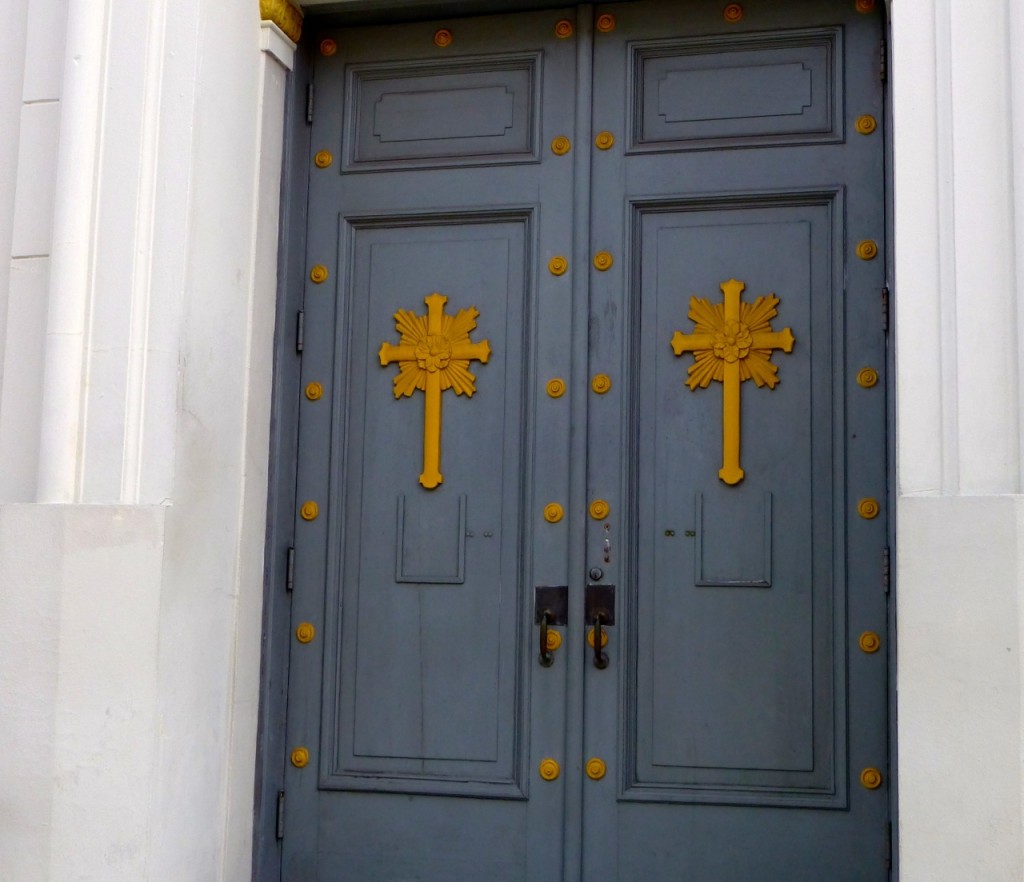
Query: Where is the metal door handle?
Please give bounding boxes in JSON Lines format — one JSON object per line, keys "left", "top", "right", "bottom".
{"left": 539, "top": 610, "right": 554, "bottom": 667}
{"left": 592, "top": 611, "right": 609, "bottom": 669}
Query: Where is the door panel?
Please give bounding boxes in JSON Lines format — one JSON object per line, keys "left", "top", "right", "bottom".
{"left": 279, "top": 2, "right": 888, "bottom": 879}
{"left": 583, "top": 2, "right": 887, "bottom": 878}
{"left": 284, "top": 9, "right": 578, "bottom": 881}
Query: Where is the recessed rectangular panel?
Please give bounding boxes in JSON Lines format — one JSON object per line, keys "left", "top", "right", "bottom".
{"left": 323, "top": 212, "right": 531, "bottom": 797}
{"left": 630, "top": 28, "right": 841, "bottom": 152}
{"left": 395, "top": 493, "right": 467, "bottom": 584}
{"left": 345, "top": 55, "right": 539, "bottom": 170}
{"left": 625, "top": 194, "right": 844, "bottom": 806}
{"left": 695, "top": 491, "right": 772, "bottom": 587}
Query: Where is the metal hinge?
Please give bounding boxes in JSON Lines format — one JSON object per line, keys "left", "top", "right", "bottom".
{"left": 880, "top": 37, "right": 888, "bottom": 83}
{"left": 882, "top": 286, "right": 890, "bottom": 333}
{"left": 276, "top": 790, "right": 286, "bottom": 839}
{"left": 286, "top": 546, "right": 295, "bottom": 592}
{"left": 882, "top": 545, "right": 890, "bottom": 594}
{"left": 306, "top": 83, "right": 314, "bottom": 124}
{"left": 296, "top": 310, "right": 305, "bottom": 353}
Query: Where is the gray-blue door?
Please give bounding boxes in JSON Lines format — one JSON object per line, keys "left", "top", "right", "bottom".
{"left": 281, "top": 2, "right": 889, "bottom": 879}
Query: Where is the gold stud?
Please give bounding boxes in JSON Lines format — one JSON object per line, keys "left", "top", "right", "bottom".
{"left": 300, "top": 500, "right": 319, "bottom": 521}
{"left": 855, "top": 0, "right": 876, "bottom": 12}
{"left": 539, "top": 758, "right": 560, "bottom": 780}
{"left": 595, "top": 13, "right": 616, "bottom": 32}
{"left": 291, "top": 747, "right": 310, "bottom": 768}
{"left": 314, "top": 150, "right": 333, "bottom": 168}
{"left": 594, "top": 131, "right": 615, "bottom": 150}
{"left": 593, "top": 251, "right": 613, "bottom": 271}
{"left": 723, "top": 3, "right": 743, "bottom": 22}
{"left": 855, "top": 115, "right": 877, "bottom": 135}
{"left": 305, "top": 381, "right": 324, "bottom": 400}
{"left": 859, "top": 631, "right": 881, "bottom": 654}
{"left": 585, "top": 757, "right": 607, "bottom": 780}
{"left": 310, "top": 264, "right": 329, "bottom": 283}
{"left": 554, "top": 19, "right": 574, "bottom": 38}
{"left": 857, "top": 368, "right": 879, "bottom": 389}
{"left": 319, "top": 38, "right": 337, "bottom": 56}
{"left": 548, "top": 255, "right": 568, "bottom": 276}
{"left": 857, "top": 498, "right": 880, "bottom": 520}
{"left": 856, "top": 240, "right": 879, "bottom": 261}
{"left": 434, "top": 28, "right": 453, "bottom": 47}
{"left": 589, "top": 499, "right": 610, "bottom": 520}
{"left": 296, "top": 622, "right": 316, "bottom": 644}
{"left": 544, "top": 503, "right": 564, "bottom": 523}
{"left": 587, "top": 627, "right": 609, "bottom": 649}
{"left": 551, "top": 136, "right": 571, "bottom": 155}
{"left": 591, "top": 374, "right": 612, "bottom": 394}
{"left": 546, "top": 378, "right": 566, "bottom": 398}
{"left": 545, "top": 629, "right": 563, "bottom": 651}
{"left": 860, "top": 767, "right": 883, "bottom": 789}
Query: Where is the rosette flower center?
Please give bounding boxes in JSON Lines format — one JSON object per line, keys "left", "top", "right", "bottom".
{"left": 416, "top": 334, "right": 452, "bottom": 372}
{"left": 712, "top": 320, "right": 753, "bottom": 363}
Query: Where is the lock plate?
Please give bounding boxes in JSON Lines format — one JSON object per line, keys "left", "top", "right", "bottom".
{"left": 535, "top": 586, "right": 569, "bottom": 625}
{"left": 585, "top": 584, "right": 615, "bottom": 625}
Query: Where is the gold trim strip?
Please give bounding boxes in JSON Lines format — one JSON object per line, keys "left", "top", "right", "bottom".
{"left": 260, "top": 0, "right": 303, "bottom": 43}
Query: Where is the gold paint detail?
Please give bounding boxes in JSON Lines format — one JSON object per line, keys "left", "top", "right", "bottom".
{"left": 856, "top": 115, "right": 878, "bottom": 135}
{"left": 855, "top": 0, "right": 876, "bottom": 12}
{"left": 314, "top": 150, "right": 333, "bottom": 168}
{"left": 857, "top": 498, "right": 881, "bottom": 520}
{"left": 379, "top": 294, "right": 490, "bottom": 489}
{"left": 860, "top": 767, "right": 883, "bottom": 789}
{"left": 591, "top": 373, "right": 612, "bottom": 395}
{"left": 585, "top": 757, "right": 607, "bottom": 780}
{"left": 587, "top": 627, "right": 609, "bottom": 649}
{"left": 671, "top": 279, "right": 795, "bottom": 485}
{"left": 546, "top": 378, "right": 566, "bottom": 398}
{"left": 543, "top": 503, "right": 564, "bottom": 524}
{"left": 300, "top": 500, "right": 319, "bottom": 521}
{"left": 319, "top": 38, "right": 337, "bottom": 56}
{"left": 857, "top": 367, "right": 879, "bottom": 389}
{"left": 589, "top": 499, "right": 610, "bottom": 520}
{"left": 723, "top": 3, "right": 744, "bottom": 22}
{"left": 433, "top": 28, "right": 453, "bottom": 47}
{"left": 305, "top": 381, "right": 324, "bottom": 401}
{"left": 545, "top": 629, "right": 563, "bottom": 652}
{"left": 260, "top": 0, "right": 303, "bottom": 43}
{"left": 595, "top": 13, "right": 616, "bottom": 32}
{"left": 551, "top": 136, "right": 571, "bottom": 155}
{"left": 856, "top": 239, "right": 879, "bottom": 260}
{"left": 554, "top": 19, "right": 574, "bottom": 38}
{"left": 593, "top": 251, "right": 614, "bottom": 271}
{"left": 539, "top": 758, "right": 560, "bottom": 780}
{"left": 594, "top": 131, "right": 615, "bottom": 150}
{"left": 548, "top": 255, "right": 568, "bottom": 276}
{"left": 859, "top": 631, "right": 882, "bottom": 654}
{"left": 290, "top": 747, "right": 310, "bottom": 768}
{"left": 295, "top": 622, "right": 316, "bottom": 644}
{"left": 310, "top": 264, "right": 329, "bottom": 284}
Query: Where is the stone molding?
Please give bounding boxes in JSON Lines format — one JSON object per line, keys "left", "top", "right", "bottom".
{"left": 260, "top": 0, "right": 302, "bottom": 43}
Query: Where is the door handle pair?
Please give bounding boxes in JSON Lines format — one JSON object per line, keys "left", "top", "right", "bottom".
{"left": 535, "top": 585, "right": 615, "bottom": 668}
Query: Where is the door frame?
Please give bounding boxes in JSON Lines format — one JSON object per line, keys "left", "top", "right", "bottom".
{"left": 253, "top": 3, "right": 897, "bottom": 879}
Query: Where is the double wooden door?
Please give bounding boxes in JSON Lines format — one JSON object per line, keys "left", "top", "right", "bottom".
{"left": 281, "top": 2, "right": 889, "bottom": 879}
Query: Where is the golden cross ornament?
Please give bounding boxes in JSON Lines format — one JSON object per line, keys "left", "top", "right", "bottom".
{"left": 379, "top": 293, "right": 491, "bottom": 489}
{"left": 671, "top": 279, "right": 794, "bottom": 485}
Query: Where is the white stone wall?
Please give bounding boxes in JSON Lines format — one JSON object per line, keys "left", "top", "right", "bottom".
{"left": 2, "top": 0, "right": 1024, "bottom": 879}
{"left": 0, "top": 1, "right": 292, "bottom": 879}
{"left": 891, "top": 0, "right": 1024, "bottom": 878}
{"left": 0, "top": 0, "right": 67, "bottom": 500}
